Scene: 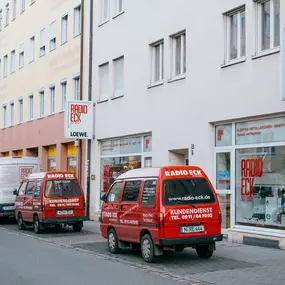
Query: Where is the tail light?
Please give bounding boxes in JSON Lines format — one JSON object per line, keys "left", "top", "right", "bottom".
{"left": 158, "top": 212, "right": 164, "bottom": 228}
{"left": 218, "top": 209, "right": 222, "bottom": 224}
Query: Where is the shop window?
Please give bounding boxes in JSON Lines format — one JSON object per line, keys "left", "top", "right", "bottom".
{"left": 217, "top": 194, "right": 231, "bottom": 229}
{"left": 236, "top": 146, "right": 285, "bottom": 230}
{"left": 67, "top": 143, "right": 77, "bottom": 174}
{"left": 106, "top": 182, "right": 122, "bottom": 203}
{"left": 122, "top": 181, "right": 141, "bottom": 202}
{"left": 141, "top": 180, "right": 157, "bottom": 207}
{"left": 144, "top": 157, "right": 152, "bottom": 168}
{"left": 215, "top": 124, "right": 232, "bottom": 147}
{"left": 47, "top": 146, "right": 56, "bottom": 172}
{"left": 143, "top": 135, "right": 152, "bottom": 152}
{"left": 216, "top": 152, "right": 231, "bottom": 190}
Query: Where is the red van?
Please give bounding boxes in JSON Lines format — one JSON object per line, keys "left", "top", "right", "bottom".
{"left": 14, "top": 172, "right": 87, "bottom": 234}
{"left": 100, "top": 166, "right": 223, "bottom": 263}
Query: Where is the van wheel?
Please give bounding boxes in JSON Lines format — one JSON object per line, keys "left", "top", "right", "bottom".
{"left": 17, "top": 214, "right": 26, "bottom": 230}
{"left": 107, "top": 228, "right": 120, "bottom": 254}
{"left": 73, "top": 223, "right": 83, "bottom": 232}
{"left": 175, "top": 246, "right": 185, "bottom": 252}
{"left": 141, "top": 234, "right": 155, "bottom": 263}
{"left": 33, "top": 215, "right": 42, "bottom": 234}
{"left": 196, "top": 245, "right": 213, "bottom": 259}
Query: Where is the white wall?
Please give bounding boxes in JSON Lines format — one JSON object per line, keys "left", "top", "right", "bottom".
{"left": 89, "top": 0, "right": 285, "bottom": 214}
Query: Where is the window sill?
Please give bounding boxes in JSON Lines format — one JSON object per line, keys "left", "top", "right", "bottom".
{"left": 10, "top": 71, "right": 15, "bottom": 75}
{"left": 251, "top": 47, "right": 280, "bottom": 60}
{"left": 112, "top": 11, "right": 125, "bottom": 19}
{"left": 39, "top": 53, "right": 46, "bottom": 58}
{"left": 111, "top": 95, "right": 124, "bottom": 100}
{"left": 98, "top": 19, "right": 110, "bottom": 27}
{"left": 221, "top": 57, "right": 246, "bottom": 68}
{"left": 50, "top": 47, "right": 56, "bottom": 52}
{"left": 27, "top": 119, "right": 33, "bottom": 123}
{"left": 48, "top": 113, "right": 55, "bottom": 117}
{"left": 4, "top": 24, "right": 8, "bottom": 28}
{"left": 59, "top": 110, "right": 65, "bottom": 114}
{"left": 168, "top": 74, "right": 186, "bottom": 83}
{"left": 19, "top": 66, "right": 24, "bottom": 70}
{"left": 73, "top": 33, "right": 81, "bottom": 39}
{"left": 61, "top": 41, "right": 68, "bottom": 46}
{"left": 20, "top": 10, "right": 25, "bottom": 15}
{"left": 97, "top": 99, "right": 109, "bottom": 104}
{"left": 37, "top": 116, "right": 44, "bottom": 120}
{"left": 12, "top": 17, "right": 16, "bottom": 22}
{"left": 29, "top": 60, "right": 34, "bottom": 64}
{"left": 30, "top": 1, "right": 35, "bottom": 6}
{"left": 147, "top": 81, "right": 164, "bottom": 89}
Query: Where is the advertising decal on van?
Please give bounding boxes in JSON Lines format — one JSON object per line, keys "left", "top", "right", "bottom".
{"left": 164, "top": 170, "right": 203, "bottom": 177}
{"left": 20, "top": 166, "right": 34, "bottom": 181}
{"left": 168, "top": 207, "right": 213, "bottom": 221}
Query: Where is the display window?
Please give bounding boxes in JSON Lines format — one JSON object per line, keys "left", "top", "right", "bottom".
{"left": 47, "top": 146, "right": 56, "bottom": 172}
{"left": 67, "top": 143, "right": 77, "bottom": 174}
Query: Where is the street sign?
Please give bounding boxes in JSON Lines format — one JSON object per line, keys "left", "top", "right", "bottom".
{"left": 64, "top": 100, "right": 94, "bottom": 139}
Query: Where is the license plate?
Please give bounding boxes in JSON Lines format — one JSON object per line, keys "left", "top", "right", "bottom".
{"left": 3, "top": 206, "right": 15, "bottom": 211}
{"left": 56, "top": 210, "right": 73, "bottom": 215}
{"left": 180, "top": 225, "right": 204, "bottom": 233}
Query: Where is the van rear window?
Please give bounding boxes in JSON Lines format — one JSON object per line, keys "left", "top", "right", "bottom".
{"left": 45, "top": 180, "right": 82, "bottom": 198}
{"left": 162, "top": 178, "right": 215, "bottom": 206}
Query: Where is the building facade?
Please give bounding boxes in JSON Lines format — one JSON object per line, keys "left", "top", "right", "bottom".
{"left": 86, "top": 0, "right": 285, "bottom": 247}
{"left": 0, "top": 0, "right": 86, "bottom": 184}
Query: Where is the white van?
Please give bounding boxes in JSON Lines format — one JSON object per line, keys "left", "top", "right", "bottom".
{"left": 0, "top": 157, "right": 41, "bottom": 219}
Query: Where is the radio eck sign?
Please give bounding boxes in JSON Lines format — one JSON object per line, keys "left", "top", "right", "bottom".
{"left": 64, "top": 100, "right": 94, "bottom": 140}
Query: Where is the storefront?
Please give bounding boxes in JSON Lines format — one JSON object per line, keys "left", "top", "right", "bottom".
{"left": 214, "top": 116, "right": 285, "bottom": 237}
{"left": 100, "top": 134, "right": 152, "bottom": 194}
{"left": 47, "top": 145, "right": 56, "bottom": 172}
{"left": 67, "top": 143, "right": 77, "bottom": 174}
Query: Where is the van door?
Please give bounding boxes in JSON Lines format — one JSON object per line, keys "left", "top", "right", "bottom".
{"left": 32, "top": 180, "right": 43, "bottom": 219}
{"left": 118, "top": 180, "right": 141, "bottom": 242}
{"left": 22, "top": 181, "right": 36, "bottom": 222}
{"left": 15, "top": 181, "right": 28, "bottom": 216}
{"left": 161, "top": 177, "right": 219, "bottom": 239}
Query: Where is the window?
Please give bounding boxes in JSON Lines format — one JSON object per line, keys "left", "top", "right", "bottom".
{"left": 34, "top": 180, "right": 42, "bottom": 198}
{"left": 113, "top": 0, "right": 124, "bottom": 16}
{"left": 256, "top": 0, "right": 280, "bottom": 53}
{"left": 122, "top": 181, "right": 141, "bottom": 202}
{"left": 10, "top": 50, "right": 15, "bottom": 73}
{"left": 216, "top": 152, "right": 231, "bottom": 190}
{"left": 2, "top": 105, "right": 7, "bottom": 128}
{"left": 3, "top": 55, "right": 8, "bottom": 77}
{"left": 25, "top": 181, "right": 35, "bottom": 196}
{"left": 73, "top": 76, "right": 80, "bottom": 100}
{"left": 45, "top": 180, "right": 82, "bottom": 198}
{"left": 39, "top": 90, "right": 44, "bottom": 117}
{"left": 12, "top": 0, "right": 16, "bottom": 20}
{"left": 0, "top": 10, "right": 2, "bottom": 31}
{"left": 10, "top": 102, "right": 14, "bottom": 126}
{"left": 61, "top": 14, "right": 68, "bottom": 44}
{"left": 113, "top": 57, "right": 124, "bottom": 97}
{"left": 50, "top": 21, "right": 56, "bottom": 51}
{"left": 101, "top": 0, "right": 110, "bottom": 23}
{"left": 40, "top": 28, "right": 46, "bottom": 57}
{"left": 60, "top": 81, "right": 67, "bottom": 111}
{"left": 49, "top": 86, "right": 55, "bottom": 114}
{"left": 73, "top": 5, "right": 82, "bottom": 37}
{"left": 19, "top": 43, "right": 24, "bottom": 68}
{"left": 30, "top": 0, "right": 35, "bottom": 5}
{"left": 18, "top": 98, "right": 23, "bottom": 123}
{"left": 224, "top": 7, "right": 246, "bottom": 62}
{"left": 18, "top": 181, "right": 27, "bottom": 196}
{"left": 99, "top": 62, "right": 109, "bottom": 101}
{"left": 141, "top": 180, "right": 157, "bottom": 207}
{"left": 106, "top": 182, "right": 123, "bottom": 202}
{"left": 29, "top": 36, "right": 35, "bottom": 62}
{"left": 5, "top": 3, "right": 9, "bottom": 26}
{"left": 150, "top": 40, "right": 164, "bottom": 84}
{"left": 20, "top": 0, "right": 25, "bottom": 12}
{"left": 170, "top": 31, "right": 186, "bottom": 78}
{"left": 28, "top": 94, "right": 33, "bottom": 120}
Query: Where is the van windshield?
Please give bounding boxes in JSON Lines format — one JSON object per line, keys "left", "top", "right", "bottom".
{"left": 162, "top": 178, "right": 216, "bottom": 206}
{"left": 45, "top": 180, "right": 82, "bottom": 198}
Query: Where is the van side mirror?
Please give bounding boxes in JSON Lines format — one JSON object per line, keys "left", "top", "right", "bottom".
{"left": 100, "top": 193, "right": 106, "bottom": 202}
{"left": 13, "top": 189, "right": 18, "bottom": 196}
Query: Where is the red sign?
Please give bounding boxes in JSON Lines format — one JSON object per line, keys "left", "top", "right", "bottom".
{"left": 70, "top": 104, "right": 88, "bottom": 124}
{"left": 20, "top": 167, "right": 34, "bottom": 181}
{"left": 240, "top": 158, "right": 263, "bottom": 199}
{"left": 217, "top": 129, "right": 224, "bottom": 141}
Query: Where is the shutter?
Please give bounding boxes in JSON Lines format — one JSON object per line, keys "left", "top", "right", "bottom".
{"left": 50, "top": 21, "right": 56, "bottom": 40}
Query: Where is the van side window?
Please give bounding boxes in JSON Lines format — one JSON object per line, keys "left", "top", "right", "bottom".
{"left": 18, "top": 181, "right": 28, "bottom": 196}
{"left": 107, "top": 182, "right": 122, "bottom": 203}
{"left": 141, "top": 180, "right": 157, "bottom": 207}
{"left": 34, "top": 180, "right": 42, "bottom": 198}
{"left": 122, "top": 181, "right": 141, "bottom": 203}
{"left": 25, "top": 181, "right": 35, "bottom": 196}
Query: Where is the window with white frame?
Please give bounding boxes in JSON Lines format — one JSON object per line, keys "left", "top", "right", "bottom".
{"left": 61, "top": 14, "right": 68, "bottom": 44}
{"left": 150, "top": 40, "right": 164, "bottom": 84}
{"left": 0, "top": 10, "right": 2, "bottom": 31}
{"left": 12, "top": 0, "right": 16, "bottom": 20}
{"left": 170, "top": 31, "right": 186, "bottom": 78}
{"left": 40, "top": 28, "right": 46, "bottom": 57}
{"left": 113, "top": 0, "right": 124, "bottom": 16}
{"left": 50, "top": 21, "right": 56, "bottom": 51}
{"left": 29, "top": 36, "right": 35, "bottom": 62}
{"left": 2, "top": 105, "right": 7, "bottom": 128}
{"left": 10, "top": 102, "right": 14, "bottom": 126}
{"left": 20, "top": 0, "right": 25, "bottom": 12}
{"left": 49, "top": 86, "right": 55, "bottom": 114}
{"left": 0, "top": 59, "right": 2, "bottom": 79}
{"left": 224, "top": 7, "right": 246, "bottom": 62}
{"left": 99, "top": 62, "right": 110, "bottom": 101}
{"left": 101, "top": 0, "right": 110, "bottom": 23}
{"left": 18, "top": 98, "right": 23, "bottom": 123}
{"left": 74, "top": 5, "right": 81, "bottom": 37}
{"left": 73, "top": 76, "right": 80, "bottom": 100}
{"left": 5, "top": 3, "right": 9, "bottom": 26}
{"left": 60, "top": 81, "right": 67, "bottom": 111}
{"left": 30, "top": 0, "right": 35, "bottom": 5}
{"left": 10, "top": 50, "right": 15, "bottom": 73}
{"left": 28, "top": 94, "right": 33, "bottom": 120}
{"left": 39, "top": 90, "right": 44, "bottom": 117}
{"left": 256, "top": 0, "right": 280, "bottom": 53}
{"left": 113, "top": 57, "right": 124, "bottom": 97}
{"left": 19, "top": 43, "right": 24, "bottom": 68}
{"left": 3, "top": 55, "right": 8, "bottom": 77}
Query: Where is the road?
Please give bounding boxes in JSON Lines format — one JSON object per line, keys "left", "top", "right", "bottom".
{"left": 1, "top": 221, "right": 285, "bottom": 285}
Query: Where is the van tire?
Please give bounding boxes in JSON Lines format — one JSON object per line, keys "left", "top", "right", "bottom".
{"left": 196, "top": 245, "right": 213, "bottom": 259}
{"left": 141, "top": 234, "right": 155, "bottom": 263}
{"left": 107, "top": 228, "right": 120, "bottom": 254}
{"left": 33, "top": 215, "right": 42, "bottom": 234}
{"left": 17, "top": 214, "right": 26, "bottom": 230}
{"left": 73, "top": 222, "right": 83, "bottom": 232}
